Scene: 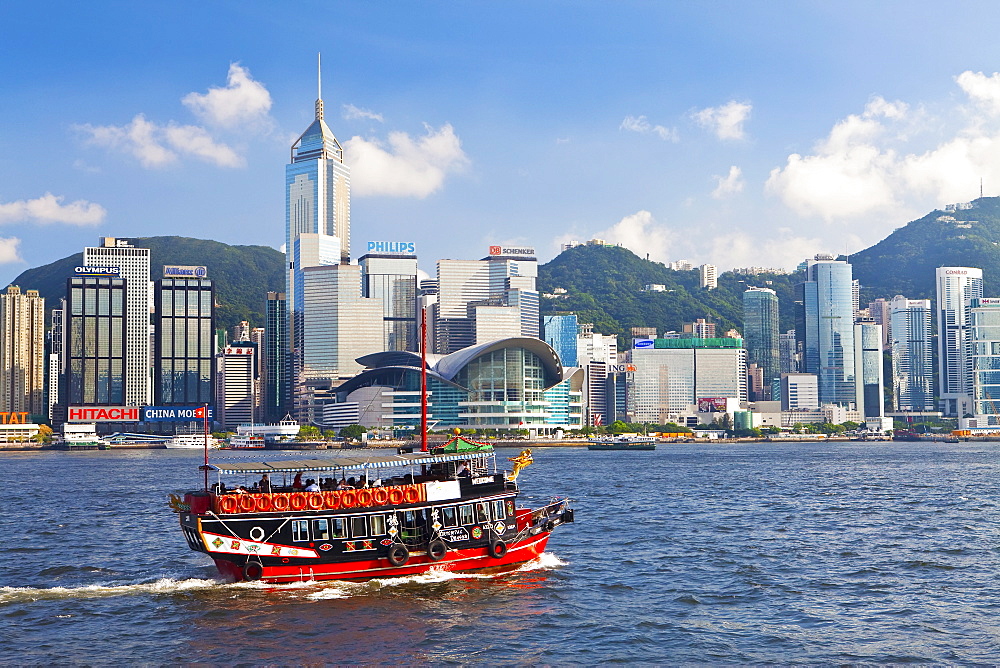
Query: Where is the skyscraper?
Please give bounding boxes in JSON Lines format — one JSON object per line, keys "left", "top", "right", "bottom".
{"left": 359, "top": 251, "right": 418, "bottom": 352}
{"left": 64, "top": 275, "right": 126, "bottom": 406}
{"left": 743, "top": 287, "right": 779, "bottom": 400}
{"left": 799, "top": 255, "right": 856, "bottom": 406}
{"left": 543, "top": 314, "right": 579, "bottom": 367}
{"left": 969, "top": 298, "right": 1000, "bottom": 417}
{"left": 889, "top": 296, "right": 933, "bottom": 412}
{"left": 853, "top": 318, "right": 884, "bottom": 420}
{"left": 700, "top": 264, "right": 718, "bottom": 290}
{"left": 264, "top": 292, "right": 290, "bottom": 421}
{"left": 83, "top": 238, "right": 151, "bottom": 407}
{"left": 936, "top": 266, "right": 983, "bottom": 416}
{"left": 0, "top": 285, "right": 46, "bottom": 415}
{"left": 285, "top": 57, "right": 350, "bottom": 408}
{"left": 153, "top": 276, "right": 214, "bottom": 406}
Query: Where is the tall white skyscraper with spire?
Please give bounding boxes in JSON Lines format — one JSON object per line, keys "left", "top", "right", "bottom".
{"left": 286, "top": 55, "right": 352, "bottom": 391}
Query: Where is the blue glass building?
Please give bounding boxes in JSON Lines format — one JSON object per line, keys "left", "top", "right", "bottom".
{"left": 543, "top": 314, "right": 578, "bottom": 367}
{"left": 799, "top": 257, "right": 856, "bottom": 406}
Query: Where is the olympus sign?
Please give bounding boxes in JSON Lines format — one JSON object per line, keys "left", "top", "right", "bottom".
{"left": 74, "top": 266, "right": 120, "bottom": 276}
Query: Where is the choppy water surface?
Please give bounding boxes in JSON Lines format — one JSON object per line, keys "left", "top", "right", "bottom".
{"left": 4, "top": 442, "right": 1000, "bottom": 664}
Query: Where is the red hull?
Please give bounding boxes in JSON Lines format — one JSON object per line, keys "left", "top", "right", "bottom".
{"left": 213, "top": 532, "right": 552, "bottom": 583}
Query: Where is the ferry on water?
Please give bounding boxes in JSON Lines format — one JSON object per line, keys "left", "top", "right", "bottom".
{"left": 165, "top": 434, "right": 221, "bottom": 449}
{"left": 587, "top": 435, "right": 657, "bottom": 451}
{"left": 170, "top": 438, "right": 574, "bottom": 582}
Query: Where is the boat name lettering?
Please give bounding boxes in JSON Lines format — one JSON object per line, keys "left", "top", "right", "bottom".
{"left": 437, "top": 527, "right": 470, "bottom": 542}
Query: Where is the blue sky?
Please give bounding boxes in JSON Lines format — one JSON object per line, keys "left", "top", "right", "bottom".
{"left": 5, "top": 2, "right": 1000, "bottom": 287}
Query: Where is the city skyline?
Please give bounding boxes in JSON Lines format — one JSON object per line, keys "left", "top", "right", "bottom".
{"left": 7, "top": 4, "right": 1000, "bottom": 288}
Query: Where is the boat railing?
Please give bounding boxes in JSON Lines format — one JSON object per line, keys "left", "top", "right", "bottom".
{"left": 202, "top": 482, "right": 430, "bottom": 515}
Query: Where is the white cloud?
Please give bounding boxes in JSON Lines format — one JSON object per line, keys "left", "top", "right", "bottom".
{"left": 711, "top": 166, "right": 744, "bottom": 199}
{"left": 765, "top": 85, "right": 1000, "bottom": 226}
{"left": 0, "top": 193, "right": 106, "bottom": 226}
{"left": 77, "top": 114, "right": 242, "bottom": 168}
{"left": 182, "top": 63, "right": 272, "bottom": 129}
{"left": 163, "top": 124, "right": 244, "bottom": 168}
{"left": 956, "top": 70, "right": 1000, "bottom": 115}
{"left": 592, "top": 210, "right": 674, "bottom": 263}
{"left": 620, "top": 115, "right": 679, "bottom": 142}
{"left": 344, "top": 123, "right": 469, "bottom": 198}
{"left": 0, "top": 238, "right": 22, "bottom": 264}
{"left": 692, "top": 101, "right": 752, "bottom": 140}
{"left": 343, "top": 104, "right": 384, "bottom": 123}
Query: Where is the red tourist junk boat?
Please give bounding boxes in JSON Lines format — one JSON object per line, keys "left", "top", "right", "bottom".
{"left": 171, "top": 440, "right": 574, "bottom": 582}
{"left": 170, "top": 311, "right": 573, "bottom": 582}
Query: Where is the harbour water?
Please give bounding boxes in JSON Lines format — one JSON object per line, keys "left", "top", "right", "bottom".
{"left": 4, "top": 442, "right": 1000, "bottom": 663}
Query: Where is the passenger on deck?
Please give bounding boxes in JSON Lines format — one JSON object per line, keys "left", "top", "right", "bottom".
{"left": 456, "top": 461, "right": 471, "bottom": 478}
{"left": 292, "top": 472, "right": 304, "bottom": 490}
{"left": 337, "top": 478, "right": 353, "bottom": 490}
{"left": 305, "top": 478, "right": 320, "bottom": 492}
{"left": 258, "top": 474, "right": 272, "bottom": 494}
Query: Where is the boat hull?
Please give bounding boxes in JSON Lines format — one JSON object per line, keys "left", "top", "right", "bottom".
{"left": 587, "top": 444, "right": 656, "bottom": 450}
{"left": 210, "top": 531, "right": 552, "bottom": 583}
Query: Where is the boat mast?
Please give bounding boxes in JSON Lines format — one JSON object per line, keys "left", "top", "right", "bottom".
{"left": 202, "top": 403, "right": 210, "bottom": 490}
{"left": 420, "top": 306, "right": 428, "bottom": 453}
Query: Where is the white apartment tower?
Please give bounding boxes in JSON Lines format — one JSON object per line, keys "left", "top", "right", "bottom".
{"left": 700, "top": 264, "right": 718, "bottom": 290}
{"left": 936, "top": 267, "right": 984, "bottom": 416}
{"left": 83, "top": 238, "right": 151, "bottom": 407}
{"left": 0, "top": 285, "right": 46, "bottom": 415}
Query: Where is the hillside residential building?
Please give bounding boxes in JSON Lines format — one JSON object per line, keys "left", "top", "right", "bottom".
{"left": 0, "top": 285, "right": 46, "bottom": 415}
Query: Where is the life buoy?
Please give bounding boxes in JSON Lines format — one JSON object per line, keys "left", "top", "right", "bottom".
{"left": 388, "top": 488, "right": 405, "bottom": 505}
{"left": 427, "top": 538, "right": 447, "bottom": 562}
{"left": 403, "top": 486, "right": 420, "bottom": 504}
{"left": 307, "top": 493, "right": 324, "bottom": 510}
{"left": 255, "top": 494, "right": 273, "bottom": 512}
{"left": 322, "top": 491, "right": 340, "bottom": 509}
{"left": 372, "top": 488, "right": 389, "bottom": 505}
{"left": 289, "top": 493, "right": 307, "bottom": 511}
{"left": 356, "top": 489, "right": 373, "bottom": 507}
{"left": 243, "top": 562, "right": 264, "bottom": 581}
{"left": 488, "top": 538, "right": 508, "bottom": 559}
{"left": 219, "top": 495, "right": 238, "bottom": 514}
{"left": 239, "top": 494, "right": 257, "bottom": 513}
{"left": 271, "top": 494, "right": 290, "bottom": 511}
{"left": 341, "top": 490, "right": 357, "bottom": 508}
{"left": 387, "top": 544, "right": 409, "bottom": 567}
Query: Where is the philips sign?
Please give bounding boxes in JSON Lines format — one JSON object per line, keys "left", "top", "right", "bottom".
{"left": 75, "top": 266, "right": 120, "bottom": 277}
{"left": 367, "top": 241, "right": 416, "bottom": 255}
{"left": 489, "top": 246, "right": 535, "bottom": 257}
{"left": 163, "top": 265, "right": 208, "bottom": 278}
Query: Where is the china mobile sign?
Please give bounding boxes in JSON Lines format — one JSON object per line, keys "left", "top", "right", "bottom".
{"left": 141, "top": 406, "right": 213, "bottom": 422}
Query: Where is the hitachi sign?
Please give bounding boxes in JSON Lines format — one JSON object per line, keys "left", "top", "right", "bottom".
{"left": 367, "top": 241, "right": 415, "bottom": 255}
{"left": 68, "top": 406, "right": 141, "bottom": 422}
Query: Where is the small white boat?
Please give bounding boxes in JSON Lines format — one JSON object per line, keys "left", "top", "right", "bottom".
{"left": 165, "top": 434, "right": 221, "bottom": 449}
{"left": 225, "top": 434, "right": 266, "bottom": 449}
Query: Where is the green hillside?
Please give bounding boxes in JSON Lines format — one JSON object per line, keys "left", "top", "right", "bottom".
{"left": 851, "top": 196, "right": 1000, "bottom": 302}
{"left": 6, "top": 237, "right": 284, "bottom": 330}
{"left": 537, "top": 244, "right": 799, "bottom": 338}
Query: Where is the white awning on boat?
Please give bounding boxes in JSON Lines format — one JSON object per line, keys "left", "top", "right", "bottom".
{"left": 208, "top": 450, "right": 494, "bottom": 475}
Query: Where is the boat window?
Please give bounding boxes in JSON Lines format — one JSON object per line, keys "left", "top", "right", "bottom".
{"left": 475, "top": 502, "right": 490, "bottom": 523}
{"left": 492, "top": 500, "right": 506, "bottom": 519}
{"left": 369, "top": 515, "right": 386, "bottom": 536}
{"left": 459, "top": 504, "right": 475, "bottom": 526}
{"left": 351, "top": 516, "right": 368, "bottom": 537}
{"left": 331, "top": 517, "right": 347, "bottom": 538}
{"left": 313, "top": 519, "right": 330, "bottom": 540}
{"left": 441, "top": 506, "right": 458, "bottom": 528}
{"left": 401, "top": 510, "right": 418, "bottom": 528}
{"left": 291, "top": 519, "right": 309, "bottom": 542}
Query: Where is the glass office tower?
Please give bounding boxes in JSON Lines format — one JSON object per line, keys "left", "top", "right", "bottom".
{"left": 742, "top": 287, "right": 779, "bottom": 400}
{"left": 936, "top": 266, "right": 984, "bottom": 416}
{"left": 64, "top": 276, "right": 126, "bottom": 405}
{"left": 264, "top": 292, "right": 290, "bottom": 421}
{"left": 543, "top": 314, "right": 579, "bottom": 367}
{"left": 800, "top": 256, "right": 856, "bottom": 406}
{"left": 889, "top": 296, "right": 934, "bottom": 412}
{"left": 360, "top": 253, "right": 418, "bottom": 352}
{"left": 153, "top": 278, "right": 214, "bottom": 405}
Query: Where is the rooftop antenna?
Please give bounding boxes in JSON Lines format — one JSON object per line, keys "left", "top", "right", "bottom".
{"left": 315, "top": 52, "right": 324, "bottom": 120}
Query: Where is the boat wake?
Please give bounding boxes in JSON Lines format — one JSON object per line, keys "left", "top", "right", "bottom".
{"left": 0, "top": 553, "right": 569, "bottom": 606}
{"left": 0, "top": 577, "right": 221, "bottom": 605}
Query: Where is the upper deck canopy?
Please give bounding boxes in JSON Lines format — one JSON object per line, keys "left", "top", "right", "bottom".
{"left": 209, "top": 450, "right": 494, "bottom": 475}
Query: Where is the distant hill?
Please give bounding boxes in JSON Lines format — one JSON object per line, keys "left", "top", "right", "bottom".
{"left": 6, "top": 237, "right": 284, "bottom": 330}
{"left": 851, "top": 196, "right": 1000, "bottom": 302}
{"left": 537, "top": 245, "right": 799, "bottom": 337}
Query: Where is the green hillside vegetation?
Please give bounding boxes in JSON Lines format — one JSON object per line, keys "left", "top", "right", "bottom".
{"left": 538, "top": 245, "right": 799, "bottom": 339}
{"left": 7, "top": 237, "right": 284, "bottom": 331}
{"left": 851, "top": 196, "right": 1000, "bottom": 302}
